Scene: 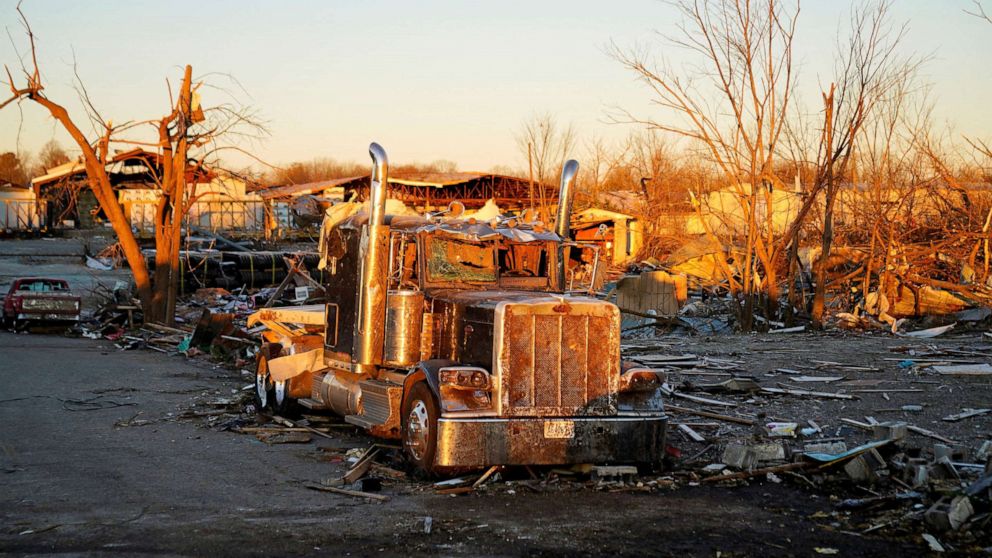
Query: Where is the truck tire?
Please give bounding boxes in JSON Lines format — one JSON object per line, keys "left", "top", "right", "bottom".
{"left": 253, "top": 353, "right": 274, "bottom": 412}
{"left": 401, "top": 382, "right": 439, "bottom": 475}
{"left": 272, "top": 379, "right": 299, "bottom": 417}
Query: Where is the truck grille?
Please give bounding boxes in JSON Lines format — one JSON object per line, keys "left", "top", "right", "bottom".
{"left": 496, "top": 299, "right": 619, "bottom": 417}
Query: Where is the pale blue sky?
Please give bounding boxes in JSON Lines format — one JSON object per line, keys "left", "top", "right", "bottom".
{"left": 1, "top": 0, "right": 990, "bottom": 173}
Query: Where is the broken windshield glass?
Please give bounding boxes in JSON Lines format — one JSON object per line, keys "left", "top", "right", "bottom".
{"left": 426, "top": 238, "right": 496, "bottom": 283}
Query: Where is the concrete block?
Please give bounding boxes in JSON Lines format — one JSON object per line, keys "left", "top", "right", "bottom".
{"left": 872, "top": 421, "right": 907, "bottom": 442}
{"left": 925, "top": 496, "right": 974, "bottom": 532}
{"left": 722, "top": 443, "right": 757, "bottom": 469}
{"left": 843, "top": 449, "right": 886, "bottom": 483}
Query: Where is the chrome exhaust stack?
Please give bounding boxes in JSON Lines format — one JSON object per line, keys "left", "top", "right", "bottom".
{"left": 555, "top": 160, "right": 579, "bottom": 290}
{"left": 555, "top": 160, "right": 579, "bottom": 239}
{"left": 355, "top": 142, "right": 391, "bottom": 373}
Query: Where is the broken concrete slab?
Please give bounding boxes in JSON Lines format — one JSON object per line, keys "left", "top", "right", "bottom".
{"left": 977, "top": 440, "right": 992, "bottom": 462}
{"left": 924, "top": 495, "right": 973, "bottom": 532}
{"left": 722, "top": 442, "right": 786, "bottom": 470}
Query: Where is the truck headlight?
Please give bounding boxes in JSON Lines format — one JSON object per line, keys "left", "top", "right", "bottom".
{"left": 620, "top": 368, "right": 665, "bottom": 392}
{"left": 439, "top": 367, "right": 491, "bottom": 390}
{"left": 438, "top": 366, "right": 492, "bottom": 412}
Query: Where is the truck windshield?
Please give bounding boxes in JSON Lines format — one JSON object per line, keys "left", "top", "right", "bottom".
{"left": 498, "top": 243, "right": 549, "bottom": 281}
{"left": 426, "top": 238, "right": 496, "bottom": 283}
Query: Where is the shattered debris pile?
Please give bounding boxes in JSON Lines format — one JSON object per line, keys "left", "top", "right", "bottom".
{"left": 621, "top": 332, "right": 991, "bottom": 550}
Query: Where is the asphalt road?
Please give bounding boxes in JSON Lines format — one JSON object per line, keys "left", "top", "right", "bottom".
{"left": 0, "top": 332, "right": 921, "bottom": 557}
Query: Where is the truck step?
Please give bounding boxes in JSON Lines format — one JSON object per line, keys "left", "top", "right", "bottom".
{"left": 344, "top": 379, "right": 403, "bottom": 431}
{"left": 344, "top": 414, "right": 383, "bottom": 429}
{"left": 298, "top": 397, "right": 328, "bottom": 410}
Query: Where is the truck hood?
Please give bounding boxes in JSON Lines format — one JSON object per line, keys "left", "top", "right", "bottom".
{"left": 425, "top": 289, "right": 602, "bottom": 312}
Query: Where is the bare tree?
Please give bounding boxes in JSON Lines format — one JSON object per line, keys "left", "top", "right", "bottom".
{"left": 0, "top": 150, "right": 31, "bottom": 185}
{"left": 580, "top": 135, "right": 629, "bottom": 207}
{"left": 269, "top": 157, "right": 366, "bottom": 185}
{"left": 516, "top": 112, "right": 576, "bottom": 222}
{"left": 966, "top": 0, "right": 992, "bottom": 24}
{"left": 2, "top": 6, "right": 265, "bottom": 324}
{"left": 806, "top": 1, "right": 921, "bottom": 327}
{"left": 33, "top": 139, "right": 70, "bottom": 175}
{"left": 612, "top": 0, "right": 798, "bottom": 330}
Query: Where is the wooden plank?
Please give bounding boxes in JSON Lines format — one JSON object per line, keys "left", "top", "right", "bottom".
{"left": 850, "top": 389, "right": 924, "bottom": 393}
{"left": 701, "top": 462, "right": 808, "bottom": 483}
{"left": 678, "top": 424, "right": 707, "bottom": 443}
{"left": 342, "top": 447, "right": 379, "bottom": 484}
{"left": 761, "top": 387, "right": 857, "bottom": 400}
{"left": 840, "top": 418, "right": 872, "bottom": 430}
{"left": 906, "top": 425, "right": 957, "bottom": 444}
{"left": 790, "top": 376, "right": 844, "bottom": 383}
{"left": 306, "top": 483, "right": 390, "bottom": 502}
{"left": 933, "top": 364, "right": 992, "bottom": 376}
{"left": 472, "top": 466, "right": 500, "bottom": 488}
{"left": 664, "top": 404, "right": 755, "bottom": 426}
{"left": 942, "top": 408, "right": 991, "bottom": 422}
{"left": 271, "top": 415, "right": 337, "bottom": 440}
{"left": 665, "top": 390, "right": 737, "bottom": 408}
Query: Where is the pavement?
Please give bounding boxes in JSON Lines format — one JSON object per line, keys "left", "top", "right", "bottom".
{"left": 0, "top": 331, "right": 923, "bottom": 557}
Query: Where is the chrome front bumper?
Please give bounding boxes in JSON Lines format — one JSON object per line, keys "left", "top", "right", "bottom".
{"left": 435, "top": 414, "right": 667, "bottom": 468}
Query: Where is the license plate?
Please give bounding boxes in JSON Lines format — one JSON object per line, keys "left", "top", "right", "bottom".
{"left": 543, "top": 420, "right": 575, "bottom": 439}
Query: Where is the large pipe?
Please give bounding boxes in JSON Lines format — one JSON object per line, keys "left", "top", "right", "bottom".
{"left": 355, "top": 142, "right": 391, "bottom": 372}
{"left": 555, "top": 159, "right": 580, "bottom": 239}
{"left": 555, "top": 159, "right": 579, "bottom": 291}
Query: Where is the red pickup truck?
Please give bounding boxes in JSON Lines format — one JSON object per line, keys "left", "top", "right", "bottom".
{"left": 2, "top": 278, "right": 81, "bottom": 329}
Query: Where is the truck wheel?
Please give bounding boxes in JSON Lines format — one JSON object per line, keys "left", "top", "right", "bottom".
{"left": 272, "top": 379, "right": 299, "bottom": 417}
{"left": 402, "top": 382, "right": 439, "bottom": 474}
{"left": 253, "top": 354, "right": 274, "bottom": 411}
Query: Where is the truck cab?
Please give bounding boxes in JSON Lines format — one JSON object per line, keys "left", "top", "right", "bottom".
{"left": 253, "top": 144, "right": 667, "bottom": 473}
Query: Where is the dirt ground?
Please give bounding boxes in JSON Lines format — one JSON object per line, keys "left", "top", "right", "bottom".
{"left": 3, "top": 329, "right": 988, "bottom": 556}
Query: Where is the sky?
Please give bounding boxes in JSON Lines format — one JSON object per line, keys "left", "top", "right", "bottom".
{"left": 1, "top": 0, "right": 990, "bottom": 174}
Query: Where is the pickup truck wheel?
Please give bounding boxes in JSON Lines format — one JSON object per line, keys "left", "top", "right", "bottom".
{"left": 402, "top": 382, "right": 439, "bottom": 474}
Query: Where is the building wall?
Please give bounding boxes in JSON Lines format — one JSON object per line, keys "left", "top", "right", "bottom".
{"left": 118, "top": 175, "right": 265, "bottom": 235}
{"left": 615, "top": 270, "right": 688, "bottom": 317}
{"left": 0, "top": 187, "right": 43, "bottom": 231}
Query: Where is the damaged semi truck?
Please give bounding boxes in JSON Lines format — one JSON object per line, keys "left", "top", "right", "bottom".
{"left": 250, "top": 143, "right": 667, "bottom": 474}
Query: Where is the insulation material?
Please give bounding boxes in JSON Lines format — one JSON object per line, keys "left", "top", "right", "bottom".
{"left": 268, "top": 348, "right": 324, "bottom": 382}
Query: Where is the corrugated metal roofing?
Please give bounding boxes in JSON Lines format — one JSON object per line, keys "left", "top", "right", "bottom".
{"left": 257, "top": 171, "right": 540, "bottom": 199}
{"left": 388, "top": 172, "right": 490, "bottom": 187}
{"left": 257, "top": 176, "right": 365, "bottom": 199}
{"left": 31, "top": 159, "right": 87, "bottom": 186}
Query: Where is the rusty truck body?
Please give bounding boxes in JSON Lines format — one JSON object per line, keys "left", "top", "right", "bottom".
{"left": 251, "top": 143, "right": 667, "bottom": 473}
